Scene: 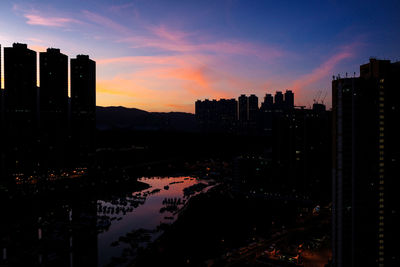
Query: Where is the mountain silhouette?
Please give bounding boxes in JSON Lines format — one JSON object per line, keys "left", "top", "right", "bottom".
{"left": 96, "top": 106, "right": 197, "bottom": 132}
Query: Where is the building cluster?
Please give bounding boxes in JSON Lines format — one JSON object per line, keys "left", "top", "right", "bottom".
{"left": 332, "top": 58, "right": 400, "bottom": 266}
{"left": 195, "top": 90, "right": 297, "bottom": 132}
{"left": 0, "top": 43, "right": 96, "bottom": 179}
{"left": 196, "top": 90, "right": 332, "bottom": 198}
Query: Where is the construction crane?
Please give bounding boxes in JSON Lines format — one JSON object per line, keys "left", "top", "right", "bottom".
{"left": 313, "top": 90, "right": 322, "bottom": 104}
{"left": 321, "top": 91, "right": 328, "bottom": 104}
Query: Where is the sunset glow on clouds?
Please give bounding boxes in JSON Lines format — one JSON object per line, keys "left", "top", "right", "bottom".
{"left": 1, "top": 0, "right": 400, "bottom": 112}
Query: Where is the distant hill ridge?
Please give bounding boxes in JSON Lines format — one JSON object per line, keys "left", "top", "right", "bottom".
{"left": 96, "top": 106, "right": 197, "bottom": 132}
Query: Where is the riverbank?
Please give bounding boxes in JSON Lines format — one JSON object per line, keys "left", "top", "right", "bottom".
{"left": 132, "top": 182, "right": 316, "bottom": 266}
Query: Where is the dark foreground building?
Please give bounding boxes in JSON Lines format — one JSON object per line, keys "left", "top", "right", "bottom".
{"left": 332, "top": 58, "right": 400, "bottom": 266}
{"left": 196, "top": 91, "right": 331, "bottom": 199}
{"left": 71, "top": 55, "right": 96, "bottom": 166}
{"left": 0, "top": 43, "right": 96, "bottom": 180}
{"left": 3, "top": 43, "right": 38, "bottom": 175}
{"left": 39, "top": 48, "right": 69, "bottom": 170}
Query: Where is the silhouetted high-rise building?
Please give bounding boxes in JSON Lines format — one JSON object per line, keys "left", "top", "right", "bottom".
{"left": 332, "top": 58, "right": 400, "bottom": 267}
{"left": 39, "top": 48, "right": 69, "bottom": 169}
{"left": 218, "top": 98, "right": 237, "bottom": 126}
{"left": 4, "top": 43, "right": 38, "bottom": 174}
{"left": 0, "top": 45, "right": 5, "bottom": 179}
{"left": 40, "top": 48, "right": 68, "bottom": 115}
{"left": 312, "top": 103, "right": 326, "bottom": 112}
{"left": 274, "top": 91, "right": 284, "bottom": 109}
{"left": 260, "top": 93, "right": 273, "bottom": 111}
{"left": 284, "top": 90, "right": 294, "bottom": 109}
{"left": 248, "top": 94, "right": 258, "bottom": 121}
{"left": 195, "top": 98, "right": 237, "bottom": 132}
{"left": 238, "top": 94, "right": 248, "bottom": 122}
{"left": 4, "top": 43, "right": 37, "bottom": 114}
{"left": 71, "top": 55, "right": 96, "bottom": 164}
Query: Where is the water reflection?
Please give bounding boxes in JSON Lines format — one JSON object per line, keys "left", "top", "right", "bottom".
{"left": 97, "top": 176, "right": 203, "bottom": 266}
{"left": 0, "top": 176, "right": 211, "bottom": 267}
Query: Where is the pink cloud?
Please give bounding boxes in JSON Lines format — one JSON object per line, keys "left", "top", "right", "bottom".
{"left": 97, "top": 56, "right": 183, "bottom": 65}
{"left": 13, "top": 4, "right": 81, "bottom": 28}
{"left": 148, "top": 25, "right": 191, "bottom": 42}
{"left": 109, "top": 3, "right": 136, "bottom": 13}
{"left": 119, "top": 24, "right": 286, "bottom": 61}
{"left": 291, "top": 43, "right": 360, "bottom": 95}
{"left": 24, "top": 14, "right": 81, "bottom": 27}
{"left": 82, "top": 10, "right": 131, "bottom": 35}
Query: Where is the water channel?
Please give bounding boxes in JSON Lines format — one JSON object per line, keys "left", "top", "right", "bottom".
{"left": 0, "top": 176, "right": 213, "bottom": 266}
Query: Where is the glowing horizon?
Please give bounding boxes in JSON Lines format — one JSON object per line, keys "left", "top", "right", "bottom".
{"left": 1, "top": 0, "right": 399, "bottom": 113}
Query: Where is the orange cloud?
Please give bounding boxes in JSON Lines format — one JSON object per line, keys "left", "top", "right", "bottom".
{"left": 29, "top": 45, "right": 47, "bottom": 52}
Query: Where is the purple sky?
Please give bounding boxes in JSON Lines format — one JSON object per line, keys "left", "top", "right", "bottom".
{"left": 1, "top": 0, "right": 399, "bottom": 112}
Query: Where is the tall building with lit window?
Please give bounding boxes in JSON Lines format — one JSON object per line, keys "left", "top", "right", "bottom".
{"left": 332, "top": 58, "right": 400, "bottom": 266}
{"left": 39, "top": 48, "right": 69, "bottom": 169}
{"left": 0, "top": 45, "right": 5, "bottom": 178}
{"left": 238, "top": 94, "right": 248, "bottom": 122}
{"left": 248, "top": 94, "right": 258, "bottom": 122}
{"left": 70, "top": 55, "right": 96, "bottom": 164}
{"left": 274, "top": 91, "right": 284, "bottom": 109}
{"left": 3, "top": 43, "right": 38, "bottom": 174}
{"left": 284, "top": 90, "right": 294, "bottom": 109}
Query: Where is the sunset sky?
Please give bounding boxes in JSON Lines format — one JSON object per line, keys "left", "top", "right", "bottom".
{"left": 1, "top": 0, "right": 399, "bottom": 112}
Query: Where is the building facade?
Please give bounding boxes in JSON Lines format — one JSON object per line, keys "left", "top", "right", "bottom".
{"left": 332, "top": 58, "right": 400, "bottom": 266}
{"left": 39, "top": 48, "right": 69, "bottom": 169}
{"left": 3, "top": 43, "right": 38, "bottom": 174}
{"left": 0, "top": 43, "right": 96, "bottom": 179}
{"left": 71, "top": 55, "right": 96, "bottom": 165}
